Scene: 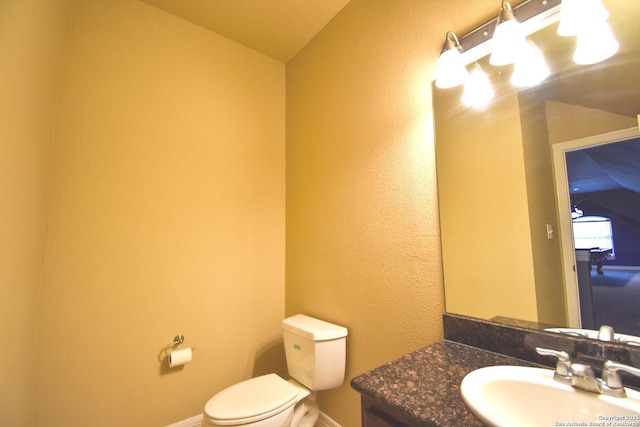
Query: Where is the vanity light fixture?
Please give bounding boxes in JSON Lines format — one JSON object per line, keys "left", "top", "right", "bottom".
{"left": 573, "top": 20, "right": 619, "bottom": 65}
{"left": 557, "top": 0, "right": 618, "bottom": 65}
{"left": 434, "top": 0, "right": 620, "bottom": 106}
{"left": 489, "top": 0, "right": 529, "bottom": 66}
{"left": 557, "top": 0, "right": 609, "bottom": 37}
{"left": 462, "top": 63, "right": 494, "bottom": 108}
{"left": 435, "top": 31, "right": 469, "bottom": 89}
{"left": 510, "top": 40, "right": 550, "bottom": 87}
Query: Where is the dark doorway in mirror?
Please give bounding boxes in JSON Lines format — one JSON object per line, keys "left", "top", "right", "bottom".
{"left": 592, "top": 268, "right": 640, "bottom": 336}
{"left": 565, "top": 136, "right": 640, "bottom": 336}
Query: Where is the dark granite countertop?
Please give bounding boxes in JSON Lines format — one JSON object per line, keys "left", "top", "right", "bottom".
{"left": 351, "top": 314, "right": 640, "bottom": 426}
{"left": 350, "top": 340, "right": 541, "bottom": 427}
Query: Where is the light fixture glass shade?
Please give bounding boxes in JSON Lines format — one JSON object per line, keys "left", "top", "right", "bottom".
{"left": 490, "top": 2, "right": 528, "bottom": 66}
{"left": 435, "top": 33, "right": 468, "bottom": 89}
{"left": 558, "top": 0, "right": 610, "bottom": 37}
{"left": 573, "top": 20, "right": 619, "bottom": 65}
{"left": 462, "top": 64, "right": 494, "bottom": 108}
{"left": 557, "top": 0, "right": 580, "bottom": 36}
{"left": 435, "top": 48, "right": 469, "bottom": 88}
{"left": 511, "top": 43, "right": 550, "bottom": 87}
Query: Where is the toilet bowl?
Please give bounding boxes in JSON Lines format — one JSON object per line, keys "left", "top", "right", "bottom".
{"left": 203, "top": 315, "right": 348, "bottom": 427}
{"left": 204, "top": 374, "right": 310, "bottom": 427}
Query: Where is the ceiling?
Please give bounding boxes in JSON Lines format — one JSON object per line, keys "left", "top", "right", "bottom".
{"left": 138, "top": 0, "right": 351, "bottom": 63}
{"left": 567, "top": 138, "right": 640, "bottom": 194}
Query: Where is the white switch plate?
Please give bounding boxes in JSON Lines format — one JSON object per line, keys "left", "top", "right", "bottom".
{"left": 546, "top": 224, "right": 554, "bottom": 240}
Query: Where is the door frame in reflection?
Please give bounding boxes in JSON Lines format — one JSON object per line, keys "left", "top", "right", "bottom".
{"left": 553, "top": 126, "right": 640, "bottom": 328}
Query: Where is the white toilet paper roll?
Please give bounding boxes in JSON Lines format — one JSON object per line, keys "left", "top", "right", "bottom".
{"left": 168, "top": 348, "right": 192, "bottom": 368}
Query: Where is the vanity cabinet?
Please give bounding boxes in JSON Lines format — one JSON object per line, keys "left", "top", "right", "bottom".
{"left": 361, "top": 395, "right": 414, "bottom": 427}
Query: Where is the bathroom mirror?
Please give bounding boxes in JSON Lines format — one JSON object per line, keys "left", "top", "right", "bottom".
{"left": 434, "top": 0, "right": 640, "bottom": 344}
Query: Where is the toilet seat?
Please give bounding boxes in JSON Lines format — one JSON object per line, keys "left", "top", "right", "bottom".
{"left": 204, "top": 374, "right": 302, "bottom": 426}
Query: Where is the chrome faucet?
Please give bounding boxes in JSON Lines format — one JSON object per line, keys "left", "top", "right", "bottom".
{"left": 601, "top": 361, "right": 640, "bottom": 397}
{"left": 536, "top": 347, "right": 640, "bottom": 397}
{"left": 597, "top": 325, "right": 615, "bottom": 341}
{"left": 569, "top": 363, "right": 601, "bottom": 393}
{"left": 616, "top": 336, "right": 640, "bottom": 346}
{"left": 536, "top": 347, "right": 571, "bottom": 385}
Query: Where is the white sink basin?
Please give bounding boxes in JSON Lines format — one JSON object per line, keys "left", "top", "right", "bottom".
{"left": 461, "top": 365, "right": 640, "bottom": 427}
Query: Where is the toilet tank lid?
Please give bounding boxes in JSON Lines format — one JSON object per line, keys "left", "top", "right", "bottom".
{"left": 282, "top": 314, "right": 348, "bottom": 341}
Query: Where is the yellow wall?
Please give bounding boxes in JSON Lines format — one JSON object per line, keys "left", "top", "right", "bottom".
{"left": 2, "top": 0, "right": 518, "bottom": 425}
{"left": 36, "top": 0, "right": 285, "bottom": 425}
{"left": 285, "top": 1, "right": 503, "bottom": 425}
{"left": 518, "top": 91, "right": 567, "bottom": 326}
{"left": 546, "top": 100, "right": 638, "bottom": 144}
{"left": 0, "top": 0, "right": 71, "bottom": 425}
{"left": 434, "top": 82, "right": 538, "bottom": 323}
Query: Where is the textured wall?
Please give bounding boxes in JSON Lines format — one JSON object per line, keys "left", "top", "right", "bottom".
{"left": 3, "top": 0, "right": 536, "bottom": 424}
{"left": 37, "top": 1, "right": 285, "bottom": 425}
{"left": 285, "top": 0, "right": 504, "bottom": 425}
{"left": 434, "top": 81, "right": 539, "bottom": 322}
{"left": 0, "top": 1, "right": 70, "bottom": 425}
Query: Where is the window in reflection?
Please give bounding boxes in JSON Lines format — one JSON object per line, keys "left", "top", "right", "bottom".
{"left": 573, "top": 215, "right": 615, "bottom": 257}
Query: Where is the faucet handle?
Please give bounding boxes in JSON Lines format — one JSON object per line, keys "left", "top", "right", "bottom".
{"left": 601, "top": 361, "right": 640, "bottom": 397}
{"left": 536, "top": 347, "right": 572, "bottom": 383}
{"left": 598, "top": 325, "right": 615, "bottom": 341}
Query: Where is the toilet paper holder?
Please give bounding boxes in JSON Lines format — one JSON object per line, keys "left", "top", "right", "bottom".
{"left": 163, "top": 334, "right": 194, "bottom": 358}
{"left": 172, "top": 334, "right": 185, "bottom": 346}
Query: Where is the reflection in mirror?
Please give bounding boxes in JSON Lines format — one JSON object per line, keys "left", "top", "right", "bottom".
{"left": 434, "top": 0, "right": 640, "bottom": 345}
{"left": 545, "top": 327, "right": 640, "bottom": 347}
{"left": 553, "top": 131, "right": 640, "bottom": 335}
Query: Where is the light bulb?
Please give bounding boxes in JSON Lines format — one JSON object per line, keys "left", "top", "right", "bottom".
{"left": 511, "top": 43, "right": 550, "bottom": 87}
{"left": 435, "top": 48, "right": 469, "bottom": 89}
{"left": 435, "top": 32, "right": 468, "bottom": 89}
{"left": 573, "top": 20, "right": 619, "bottom": 65}
{"left": 558, "top": 0, "right": 610, "bottom": 37}
{"left": 462, "top": 64, "right": 494, "bottom": 108}
{"left": 490, "top": 1, "right": 529, "bottom": 66}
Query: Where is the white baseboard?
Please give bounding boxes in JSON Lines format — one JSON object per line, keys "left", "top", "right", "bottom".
{"left": 315, "top": 411, "right": 341, "bottom": 427}
{"left": 165, "top": 413, "right": 203, "bottom": 427}
{"left": 165, "top": 410, "right": 339, "bottom": 427}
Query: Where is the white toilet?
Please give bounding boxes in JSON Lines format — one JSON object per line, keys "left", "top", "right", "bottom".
{"left": 203, "top": 314, "right": 348, "bottom": 427}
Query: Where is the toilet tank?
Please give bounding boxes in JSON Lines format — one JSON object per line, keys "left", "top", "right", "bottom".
{"left": 282, "top": 314, "right": 348, "bottom": 391}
